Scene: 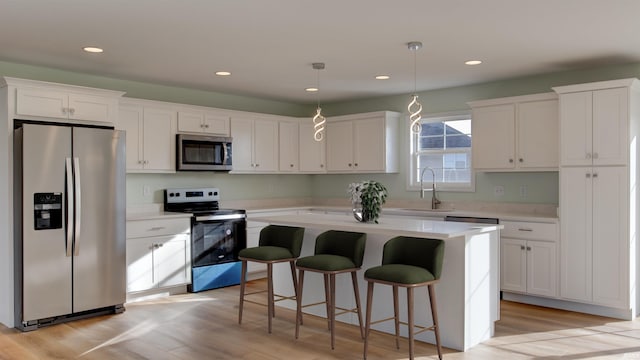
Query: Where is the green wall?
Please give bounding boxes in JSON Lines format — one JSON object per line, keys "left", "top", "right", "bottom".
{"left": 3, "top": 60, "right": 640, "bottom": 206}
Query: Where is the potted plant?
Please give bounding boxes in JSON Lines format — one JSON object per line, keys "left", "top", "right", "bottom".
{"left": 347, "top": 180, "right": 388, "bottom": 223}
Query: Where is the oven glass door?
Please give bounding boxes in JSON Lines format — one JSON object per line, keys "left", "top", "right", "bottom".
{"left": 191, "top": 218, "right": 246, "bottom": 267}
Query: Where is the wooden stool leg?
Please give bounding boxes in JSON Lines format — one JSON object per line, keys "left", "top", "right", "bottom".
{"left": 267, "top": 263, "right": 274, "bottom": 333}
{"left": 393, "top": 285, "right": 400, "bottom": 350}
{"left": 289, "top": 261, "right": 301, "bottom": 325}
{"left": 428, "top": 284, "right": 443, "bottom": 360}
{"left": 363, "top": 281, "right": 374, "bottom": 360}
{"left": 295, "top": 269, "right": 305, "bottom": 339}
{"left": 407, "top": 287, "right": 415, "bottom": 360}
{"left": 351, "top": 271, "right": 364, "bottom": 339}
{"left": 330, "top": 274, "right": 337, "bottom": 350}
{"left": 238, "top": 260, "right": 247, "bottom": 325}
{"left": 324, "top": 274, "right": 331, "bottom": 331}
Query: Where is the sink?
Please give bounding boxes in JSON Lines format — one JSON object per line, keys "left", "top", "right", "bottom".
{"left": 393, "top": 208, "right": 454, "bottom": 213}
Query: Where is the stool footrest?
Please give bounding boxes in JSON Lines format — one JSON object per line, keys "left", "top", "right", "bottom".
{"left": 242, "top": 290, "right": 296, "bottom": 306}
{"left": 300, "top": 302, "right": 358, "bottom": 318}
{"left": 369, "top": 316, "right": 436, "bottom": 335}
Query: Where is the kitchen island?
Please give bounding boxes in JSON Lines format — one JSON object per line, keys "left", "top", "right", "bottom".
{"left": 254, "top": 212, "right": 502, "bottom": 351}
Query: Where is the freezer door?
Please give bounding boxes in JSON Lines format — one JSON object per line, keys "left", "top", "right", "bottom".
{"left": 20, "top": 124, "right": 73, "bottom": 322}
{"left": 72, "top": 127, "right": 126, "bottom": 313}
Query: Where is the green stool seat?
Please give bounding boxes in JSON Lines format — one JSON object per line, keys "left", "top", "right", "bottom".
{"left": 238, "top": 225, "right": 305, "bottom": 333}
{"left": 363, "top": 236, "right": 445, "bottom": 360}
{"left": 295, "top": 230, "right": 366, "bottom": 350}
{"left": 364, "top": 264, "right": 435, "bottom": 284}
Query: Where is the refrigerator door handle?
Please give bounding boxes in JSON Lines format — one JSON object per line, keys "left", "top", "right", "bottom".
{"left": 73, "top": 157, "right": 82, "bottom": 256}
{"left": 65, "top": 157, "right": 74, "bottom": 257}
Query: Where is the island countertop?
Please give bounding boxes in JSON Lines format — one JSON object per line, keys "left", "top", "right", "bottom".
{"left": 254, "top": 212, "right": 502, "bottom": 239}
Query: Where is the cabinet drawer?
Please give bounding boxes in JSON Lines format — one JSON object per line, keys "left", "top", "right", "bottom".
{"left": 127, "top": 218, "right": 191, "bottom": 238}
{"left": 501, "top": 221, "right": 557, "bottom": 241}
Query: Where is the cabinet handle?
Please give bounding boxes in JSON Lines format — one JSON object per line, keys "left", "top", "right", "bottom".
{"left": 586, "top": 153, "right": 592, "bottom": 159}
{"left": 520, "top": 245, "right": 525, "bottom": 250}
{"left": 69, "top": 108, "right": 75, "bottom": 115}
{"left": 348, "top": 163, "right": 352, "bottom": 167}
{"left": 290, "top": 164, "right": 294, "bottom": 167}
{"left": 204, "top": 124, "right": 209, "bottom": 128}
{"left": 518, "top": 228, "right": 533, "bottom": 232}
{"left": 509, "top": 158, "right": 514, "bottom": 163}
{"left": 519, "top": 158, "right": 523, "bottom": 163}
{"left": 586, "top": 173, "right": 591, "bottom": 178}
{"left": 61, "top": 107, "right": 68, "bottom": 115}
{"left": 526, "top": 246, "right": 531, "bottom": 251}
{"left": 593, "top": 152, "right": 599, "bottom": 159}
{"left": 592, "top": 173, "right": 598, "bottom": 178}
{"left": 320, "top": 164, "right": 324, "bottom": 168}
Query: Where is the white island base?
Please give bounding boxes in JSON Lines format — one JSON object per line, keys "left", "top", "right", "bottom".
{"left": 256, "top": 213, "right": 501, "bottom": 352}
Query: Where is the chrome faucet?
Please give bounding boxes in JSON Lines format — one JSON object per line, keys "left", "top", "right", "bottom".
{"left": 420, "top": 167, "right": 441, "bottom": 209}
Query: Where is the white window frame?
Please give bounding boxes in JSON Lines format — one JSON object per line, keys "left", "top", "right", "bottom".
{"left": 407, "top": 111, "right": 475, "bottom": 192}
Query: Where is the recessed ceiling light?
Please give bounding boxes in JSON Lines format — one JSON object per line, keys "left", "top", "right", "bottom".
{"left": 465, "top": 60, "right": 482, "bottom": 65}
{"left": 215, "top": 71, "right": 231, "bottom": 76}
{"left": 83, "top": 46, "right": 104, "bottom": 53}
{"left": 375, "top": 75, "right": 390, "bottom": 80}
{"left": 305, "top": 87, "right": 319, "bottom": 92}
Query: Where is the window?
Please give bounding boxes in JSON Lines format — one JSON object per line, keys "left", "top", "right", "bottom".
{"left": 409, "top": 112, "right": 473, "bottom": 191}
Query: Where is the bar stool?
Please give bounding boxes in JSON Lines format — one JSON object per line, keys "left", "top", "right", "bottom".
{"left": 363, "top": 236, "right": 445, "bottom": 360}
{"left": 238, "top": 225, "right": 305, "bottom": 333}
{"left": 295, "top": 230, "right": 366, "bottom": 350}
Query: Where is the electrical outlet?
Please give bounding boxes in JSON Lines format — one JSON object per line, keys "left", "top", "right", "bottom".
{"left": 520, "top": 185, "right": 528, "bottom": 198}
{"left": 143, "top": 185, "right": 151, "bottom": 198}
{"left": 494, "top": 185, "right": 504, "bottom": 197}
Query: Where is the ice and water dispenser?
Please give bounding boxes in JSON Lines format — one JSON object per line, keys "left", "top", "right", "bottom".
{"left": 33, "top": 193, "right": 63, "bottom": 230}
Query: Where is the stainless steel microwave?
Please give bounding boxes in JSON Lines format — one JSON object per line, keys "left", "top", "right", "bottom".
{"left": 176, "top": 134, "right": 232, "bottom": 171}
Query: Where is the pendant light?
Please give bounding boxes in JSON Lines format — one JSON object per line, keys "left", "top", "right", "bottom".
{"left": 407, "top": 41, "right": 423, "bottom": 134}
{"left": 312, "top": 62, "right": 326, "bottom": 142}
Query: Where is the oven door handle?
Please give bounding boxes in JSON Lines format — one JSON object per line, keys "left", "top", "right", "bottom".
{"left": 195, "top": 214, "right": 246, "bottom": 222}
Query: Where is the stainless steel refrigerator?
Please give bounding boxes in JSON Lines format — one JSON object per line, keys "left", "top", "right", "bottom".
{"left": 13, "top": 122, "right": 126, "bottom": 331}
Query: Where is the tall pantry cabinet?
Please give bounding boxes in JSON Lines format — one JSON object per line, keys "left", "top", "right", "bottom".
{"left": 553, "top": 78, "right": 640, "bottom": 319}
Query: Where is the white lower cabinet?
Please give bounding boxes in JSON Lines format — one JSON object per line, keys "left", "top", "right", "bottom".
{"left": 126, "top": 217, "right": 191, "bottom": 293}
{"left": 500, "top": 220, "right": 558, "bottom": 298}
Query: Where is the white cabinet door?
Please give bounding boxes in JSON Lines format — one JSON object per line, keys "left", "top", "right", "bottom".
{"left": 279, "top": 121, "right": 299, "bottom": 172}
{"left": 299, "top": 122, "right": 326, "bottom": 173}
{"left": 592, "top": 88, "right": 628, "bottom": 166}
{"left": 527, "top": 240, "right": 557, "bottom": 297}
{"left": 500, "top": 238, "right": 527, "bottom": 293}
{"left": 560, "top": 167, "right": 593, "bottom": 302}
{"left": 472, "top": 104, "right": 515, "bottom": 169}
{"left": 16, "top": 88, "right": 68, "bottom": 119}
{"left": 126, "top": 238, "right": 155, "bottom": 293}
{"left": 117, "top": 105, "right": 145, "bottom": 171}
{"left": 253, "top": 119, "right": 278, "bottom": 172}
{"left": 154, "top": 235, "right": 191, "bottom": 288}
{"left": 592, "top": 166, "right": 627, "bottom": 308}
{"left": 204, "top": 113, "right": 230, "bottom": 135}
{"left": 518, "top": 99, "right": 558, "bottom": 168}
{"left": 142, "top": 107, "right": 175, "bottom": 172}
{"left": 68, "top": 93, "right": 117, "bottom": 123}
{"left": 353, "top": 117, "right": 385, "bottom": 172}
{"left": 231, "top": 117, "right": 254, "bottom": 171}
{"left": 177, "top": 111, "right": 205, "bottom": 133}
{"left": 560, "top": 88, "right": 628, "bottom": 167}
{"left": 326, "top": 121, "right": 354, "bottom": 171}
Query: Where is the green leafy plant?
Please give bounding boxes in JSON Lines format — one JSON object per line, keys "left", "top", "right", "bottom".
{"left": 347, "top": 180, "right": 388, "bottom": 223}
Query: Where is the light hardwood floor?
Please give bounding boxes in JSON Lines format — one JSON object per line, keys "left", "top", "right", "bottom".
{"left": 2, "top": 280, "right": 640, "bottom": 359}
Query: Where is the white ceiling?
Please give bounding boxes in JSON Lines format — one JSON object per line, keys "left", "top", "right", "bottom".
{"left": 1, "top": 0, "right": 639, "bottom": 104}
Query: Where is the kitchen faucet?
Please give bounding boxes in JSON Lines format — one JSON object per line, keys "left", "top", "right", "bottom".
{"left": 420, "top": 167, "right": 441, "bottom": 209}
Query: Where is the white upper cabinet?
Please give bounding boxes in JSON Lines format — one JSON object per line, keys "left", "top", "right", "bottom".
{"left": 469, "top": 93, "right": 559, "bottom": 171}
{"left": 555, "top": 87, "right": 628, "bottom": 166}
{"left": 231, "top": 116, "right": 278, "bottom": 173}
{"left": 279, "top": 119, "right": 299, "bottom": 172}
{"left": 117, "top": 100, "right": 176, "bottom": 173}
{"left": 298, "top": 122, "right": 326, "bottom": 173}
{"left": 4, "top": 77, "right": 123, "bottom": 124}
{"left": 177, "top": 108, "right": 230, "bottom": 136}
{"left": 325, "top": 111, "right": 400, "bottom": 173}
